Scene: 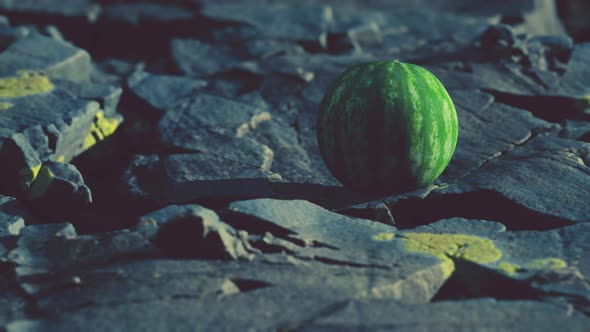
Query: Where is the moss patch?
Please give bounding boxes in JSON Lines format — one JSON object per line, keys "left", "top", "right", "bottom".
{"left": 83, "top": 111, "right": 121, "bottom": 150}
{"left": 0, "top": 71, "right": 54, "bottom": 98}
{"left": 496, "top": 258, "right": 567, "bottom": 276}
{"left": 497, "top": 262, "right": 523, "bottom": 276}
{"left": 372, "top": 232, "right": 396, "bottom": 241}
{"left": 402, "top": 233, "right": 503, "bottom": 278}
{"left": 0, "top": 101, "right": 13, "bottom": 110}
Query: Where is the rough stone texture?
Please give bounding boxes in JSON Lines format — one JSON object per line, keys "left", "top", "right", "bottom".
{"left": 136, "top": 204, "right": 257, "bottom": 260}
{"left": 26, "top": 161, "right": 92, "bottom": 220}
{"left": 0, "top": 1, "right": 589, "bottom": 331}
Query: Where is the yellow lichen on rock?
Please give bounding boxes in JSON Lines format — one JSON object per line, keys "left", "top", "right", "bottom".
{"left": 0, "top": 101, "right": 13, "bottom": 110}
{"left": 402, "top": 233, "right": 503, "bottom": 278}
{"left": 372, "top": 232, "right": 396, "bottom": 241}
{"left": 497, "top": 262, "right": 522, "bottom": 276}
{"left": 0, "top": 71, "right": 54, "bottom": 98}
{"left": 497, "top": 258, "right": 567, "bottom": 276}
{"left": 18, "top": 164, "right": 42, "bottom": 190}
{"left": 527, "top": 258, "right": 567, "bottom": 270}
{"left": 83, "top": 111, "right": 121, "bottom": 150}
{"left": 95, "top": 111, "right": 120, "bottom": 136}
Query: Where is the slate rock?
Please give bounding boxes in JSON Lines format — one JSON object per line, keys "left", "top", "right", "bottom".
{"left": 26, "top": 161, "right": 92, "bottom": 218}
{"left": 170, "top": 39, "right": 245, "bottom": 78}
{"left": 122, "top": 153, "right": 276, "bottom": 205}
{"left": 0, "top": 33, "right": 92, "bottom": 83}
{"left": 54, "top": 79, "right": 122, "bottom": 116}
{"left": 0, "top": 74, "right": 125, "bottom": 197}
{"left": 0, "top": 133, "right": 42, "bottom": 195}
{"left": 0, "top": 270, "right": 30, "bottom": 328}
{"left": 305, "top": 298, "right": 589, "bottom": 331}
{"left": 126, "top": 71, "right": 207, "bottom": 115}
{"left": 157, "top": 94, "right": 274, "bottom": 166}
{"left": 406, "top": 218, "right": 590, "bottom": 313}
{"left": 433, "top": 134, "right": 590, "bottom": 226}
{"left": 7, "top": 222, "right": 151, "bottom": 295}
{"left": 440, "top": 89, "right": 552, "bottom": 180}
{"left": 8, "top": 258, "right": 437, "bottom": 331}
{"left": 0, "top": 212, "right": 25, "bottom": 238}
{"left": 226, "top": 198, "right": 451, "bottom": 303}
{"left": 200, "top": 3, "right": 333, "bottom": 46}
{"left": 101, "top": 3, "right": 194, "bottom": 27}
{"left": 0, "top": 0, "right": 100, "bottom": 23}
{"left": 136, "top": 204, "right": 257, "bottom": 260}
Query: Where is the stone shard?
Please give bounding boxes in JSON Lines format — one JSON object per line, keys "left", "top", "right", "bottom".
{"left": 126, "top": 71, "right": 207, "bottom": 115}
{"left": 7, "top": 222, "right": 151, "bottom": 295}
{"left": 0, "top": 212, "right": 24, "bottom": 238}
{"left": 26, "top": 161, "right": 92, "bottom": 219}
{"left": 54, "top": 79, "right": 122, "bottom": 116}
{"left": 122, "top": 153, "right": 276, "bottom": 205}
{"left": 170, "top": 39, "right": 245, "bottom": 77}
{"left": 136, "top": 204, "right": 257, "bottom": 260}
{"left": 200, "top": 3, "right": 333, "bottom": 45}
{"left": 305, "top": 298, "right": 589, "bottom": 331}
{"left": 405, "top": 218, "right": 590, "bottom": 314}
{"left": 0, "top": 0, "right": 100, "bottom": 22}
{"left": 0, "top": 33, "right": 92, "bottom": 83}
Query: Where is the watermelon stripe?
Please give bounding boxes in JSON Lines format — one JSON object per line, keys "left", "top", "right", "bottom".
{"left": 380, "top": 62, "right": 404, "bottom": 189}
{"left": 417, "top": 65, "right": 443, "bottom": 184}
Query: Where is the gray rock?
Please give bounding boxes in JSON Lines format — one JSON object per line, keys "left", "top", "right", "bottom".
{"left": 0, "top": 33, "right": 92, "bottom": 83}
{"left": 26, "top": 161, "right": 92, "bottom": 219}
{"left": 101, "top": 3, "right": 194, "bottom": 27}
{"left": 407, "top": 218, "right": 590, "bottom": 314}
{"left": 0, "top": 84, "right": 113, "bottom": 196}
{"left": 136, "top": 204, "right": 257, "bottom": 260}
{"left": 304, "top": 298, "right": 589, "bottom": 331}
{"left": 171, "top": 39, "right": 245, "bottom": 77}
{"left": 157, "top": 94, "right": 275, "bottom": 168}
{"left": 127, "top": 71, "right": 207, "bottom": 115}
{"left": 441, "top": 89, "right": 552, "bottom": 180}
{"left": 0, "top": 271, "right": 29, "bottom": 328}
{"left": 7, "top": 223, "right": 151, "bottom": 295}
{"left": 200, "top": 3, "right": 333, "bottom": 46}
{"left": 0, "top": 0, "right": 100, "bottom": 23}
{"left": 122, "top": 153, "right": 276, "bottom": 205}
{"left": 0, "top": 212, "right": 24, "bottom": 237}
{"left": 54, "top": 79, "right": 122, "bottom": 116}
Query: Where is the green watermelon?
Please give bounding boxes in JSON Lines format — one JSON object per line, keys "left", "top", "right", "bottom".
{"left": 317, "top": 60, "right": 458, "bottom": 194}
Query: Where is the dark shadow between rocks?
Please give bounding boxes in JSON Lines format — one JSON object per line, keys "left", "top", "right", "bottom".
{"left": 387, "top": 189, "right": 575, "bottom": 231}
{"left": 228, "top": 278, "right": 273, "bottom": 293}
{"left": 483, "top": 89, "right": 590, "bottom": 123}
{"left": 432, "top": 258, "right": 541, "bottom": 302}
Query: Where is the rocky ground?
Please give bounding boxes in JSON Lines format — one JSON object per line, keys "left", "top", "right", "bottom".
{"left": 0, "top": 0, "right": 589, "bottom": 331}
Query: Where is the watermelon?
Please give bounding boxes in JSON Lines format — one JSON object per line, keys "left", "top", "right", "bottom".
{"left": 317, "top": 60, "right": 458, "bottom": 194}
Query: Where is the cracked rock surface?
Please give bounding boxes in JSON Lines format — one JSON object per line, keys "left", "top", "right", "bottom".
{"left": 0, "top": 1, "right": 590, "bottom": 331}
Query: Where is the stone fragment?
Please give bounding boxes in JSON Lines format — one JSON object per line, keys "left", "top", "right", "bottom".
{"left": 26, "top": 161, "right": 92, "bottom": 218}
{"left": 126, "top": 71, "right": 207, "bottom": 115}
{"left": 0, "top": 0, "right": 100, "bottom": 23}
{"left": 122, "top": 153, "right": 276, "bottom": 205}
{"left": 137, "top": 204, "right": 256, "bottom": 260}
{"left": 307, "top": 298, "right": 589, "bottom": 331}
{"left": 0, "top": 33, "right": 92, "bottom": 83}
{"left": 170, "top": 39, "right": 244, "bottom": 77}
{"left": 54, "top": 79, "right": 122, "bottom": 116}
{"left": 200, "top": 3, "right": 333, "bottom": 45}
{"left": 7, "top": 223, "right": 150, "bottom": 295}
